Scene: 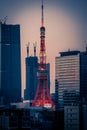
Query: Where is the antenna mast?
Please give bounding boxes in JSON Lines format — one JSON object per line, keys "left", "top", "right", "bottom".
{"left": 33, "top": 42, "right": 37, "bottom": 57}
{"left": 26, "top": 42, "right": 30, "bottom": 57}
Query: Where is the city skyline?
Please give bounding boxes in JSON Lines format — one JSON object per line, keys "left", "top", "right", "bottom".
{"left": 0, "top": 0, "right": 87, "bottom": 96}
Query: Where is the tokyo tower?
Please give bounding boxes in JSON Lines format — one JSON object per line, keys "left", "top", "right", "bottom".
{"left": 32, "top": 0, "right": 55, "bottom": 110}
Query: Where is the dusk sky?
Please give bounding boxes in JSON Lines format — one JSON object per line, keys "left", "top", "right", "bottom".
{"left": 0, "top": 0, "right": 87, "bottom": 97}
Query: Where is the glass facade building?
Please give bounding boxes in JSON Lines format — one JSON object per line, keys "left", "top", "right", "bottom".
{"left": 55, "top": 50, "right": 87, "bottom": 109}
{"left": 0, "top": 23, "right": 21, "bottom": 104}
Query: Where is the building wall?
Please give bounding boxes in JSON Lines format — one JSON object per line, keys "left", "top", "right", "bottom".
{"left": 0, "top": 24, "right": 1, "bottom": 93}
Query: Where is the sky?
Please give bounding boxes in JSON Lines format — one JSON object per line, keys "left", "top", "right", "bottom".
{"left": 0, "top": 0, "right": 87, "bottom": 97}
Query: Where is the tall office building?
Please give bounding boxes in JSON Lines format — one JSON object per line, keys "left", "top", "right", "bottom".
{"left": 24, "top": 56, "right": 38, "bottom": 101}
{"left": 55, "top": 49, "right": 87, "bottom": 109}
{"left": 0, "top": 23, "right": 21, "bottom": 105}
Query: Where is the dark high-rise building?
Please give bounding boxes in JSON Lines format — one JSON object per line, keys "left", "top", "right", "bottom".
{"left": 80, "top": 49, "right": 87, "bottom": 101}
{"left": 55, "top": 49, "right": 87, "bottom": 109}
{"left": 0, "top": 23, "right": 21, "bottom": 105}
{"left": 24, "top": 56, "right": 38, "bottom": 101}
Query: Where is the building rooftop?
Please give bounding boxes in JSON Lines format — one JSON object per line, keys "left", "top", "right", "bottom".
{"left": 60, "top": 50, "right": 80, "bottom": 57}
{"left": 58, "top": 47, "right": 87, "bottom": 57}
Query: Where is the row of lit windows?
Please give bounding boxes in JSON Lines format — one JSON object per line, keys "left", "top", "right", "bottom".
{"left": 56, "top": 76, "right": 80, "bottom": 82}
{"left": 56, "top": 67, "right": 79, "bottom": 72}
{"left": 56, "top": 90, "right": 79, "bottom": 96}
{"left": 55, "top": 80, "right": 80, "bottom": 84}
{"left": 56, "top": 67, "right": 79, "bottom": 70}
{"left": 59, "top": 70, "right": 79, "bottom": 74}
{"left": 58, "top": 87, "right": 80, "bottom": 92}
{"left": 56, "top": 64, "right": 79, "bottom": 68}
{"left": 58, "top": 90, "right": 80, "bottom": 95}
{"left": 58, "top": 82, "right": 80, "bottom": 86}
{"left": 58, "top": 86, "right": 80, "bottom": 90}
{"left": 56, "top": 73, "right": 79, "bottom": 77}
{"left": 56, "top": 57, "right": 79, "bottom": 62}
{"left": 56, "top": 71, "right": 79, "bottom": 77}
{"left": 56, "top": 77, "right": 79, "bottom": 80}
{"left": 58, "top": 79, "right": 80, "bottom": 82}
{"left": 56, "top": 74, "right": 79, "bottom": 78}
{"left": 55, "top": 65, "right": 79, "bottom": 70}
{"left": 56, "top": 62, "right": 79, "bottom": 66}
{"left": 58, "top": 83, "right": 80, "bottom": 86}
{"left": 56, "top": 62, "right": 79, "bottom": 67}
{"left": 56, "top": 65, "right": 79, "bottom": 68}
{"left": 55, "top": 70, "right": 79, "bottom": 74}
{"left": 56, "top": 75, "right": 79, "bottom": 79}
{"left": 56, "top": 69, "right": 79, "bottom": 72}
{"left": 56, "top": 66, "right": 79, "bottom": 70}
{"left": 56, "top": 57, "right": 79, "bottom": 61}
{"left": 55, "top": 70, "right": 79, "bottom": 75}
{"left": 56, "top": 71, "right": 79, "bottom": 75}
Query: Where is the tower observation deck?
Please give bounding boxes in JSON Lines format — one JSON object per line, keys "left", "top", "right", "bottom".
{"left": 32, "top": 0, "right": 55, "bottom": 110}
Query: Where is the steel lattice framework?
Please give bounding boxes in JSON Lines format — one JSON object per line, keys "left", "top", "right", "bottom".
{"left": 32, "top": 0, "right": 55, "bottom": 110}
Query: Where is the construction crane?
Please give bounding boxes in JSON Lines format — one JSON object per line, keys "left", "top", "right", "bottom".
{"left": 0, "top": 16, "right": 8, "bottom": 24}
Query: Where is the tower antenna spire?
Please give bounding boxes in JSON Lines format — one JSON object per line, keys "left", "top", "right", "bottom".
{"left": 41, "top": 0, "right": 44, "bottom": 26}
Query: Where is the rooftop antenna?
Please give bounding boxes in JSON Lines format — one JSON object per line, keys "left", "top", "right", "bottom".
{"left": 33, "top": 42, "right": 37, "bottom": 57}
{"left": 26, "top": 42, "right": 30, "bottom": 57}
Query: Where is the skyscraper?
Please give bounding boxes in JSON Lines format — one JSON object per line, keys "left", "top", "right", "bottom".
{"left": 55, "top": 49, "right": 87, "bottom": 109}
{"left": 0, "top": 23, "right": 21, "bottom": 105}
{"left": 24, "top": 56, "right": 38, "bottom": 101}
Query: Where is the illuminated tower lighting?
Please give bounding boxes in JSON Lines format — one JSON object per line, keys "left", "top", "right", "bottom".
{"left": 32, "top": 0, "right": 55, "bottom": 110}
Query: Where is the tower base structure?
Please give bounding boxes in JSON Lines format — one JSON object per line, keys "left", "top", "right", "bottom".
{"left": 32, "top": 70, "right": 55, "bottom": 110}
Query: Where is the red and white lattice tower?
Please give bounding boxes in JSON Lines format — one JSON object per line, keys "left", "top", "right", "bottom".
{"left": 32, "top": 0, "right": 55, "bottom": 110}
